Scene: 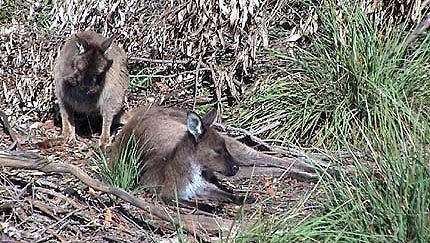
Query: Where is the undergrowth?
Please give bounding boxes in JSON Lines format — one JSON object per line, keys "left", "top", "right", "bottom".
{"left": 91, "top": 135, "right": 145, "bottom": 193}
{"left": 229, "top": 0, "right": 430, "bottom": 149}
{"left": 1, "top": 0, "right": 53, "bottom": 32}
{"left": 231, "top": 1, "right": 430, "bottom": 242}
{"left": 236, "top": 129, "right": 430, "bottom": 242}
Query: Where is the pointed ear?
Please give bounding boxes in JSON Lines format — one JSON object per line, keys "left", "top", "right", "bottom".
{"left": 101, "top": 36, "right": 114, "bottom": 53}
{"left": 201, "top": 108, "right": 217, "bottom": 127}
{"left": 75, "top": 34, "right": 88, "bottom": 55}
{"left": 186, "top": 112, "right": 204, "bottom": 142}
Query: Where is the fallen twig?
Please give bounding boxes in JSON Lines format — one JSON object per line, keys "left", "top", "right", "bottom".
{"left": 129, "top": 57, "right": 193, "bottom": 65}
{"left": 192, "top": 54, "right": 204, "bottom": 110}
{"left": 130, "top": 68, "right": 210, "bottom": 79}
{"left": 160, "top": 82, "right": 195, "bottom": 105}
{"left": 405, "top": 13, "right": 430, "bottom": 44}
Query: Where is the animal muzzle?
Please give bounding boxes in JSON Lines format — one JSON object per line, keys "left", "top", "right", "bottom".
{"left": 223, "top": 152, "right": 239, "bottom": 176}
{"left": 225, "top": 164, "right": 239, "bottom": 176}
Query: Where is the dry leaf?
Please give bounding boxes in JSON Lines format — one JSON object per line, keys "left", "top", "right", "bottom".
{"left": 88, "top": 187, "right": 101, "bottom": 197}
{"left": 267, "top": 187, "right": 276, "bottom": 196}
{"left": 263, "top": 177, "right": 276, "bottom": 196}
{"left": 104, "top": 208, "right": 113, "bottom": 228}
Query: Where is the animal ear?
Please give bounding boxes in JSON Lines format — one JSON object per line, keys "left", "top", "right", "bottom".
{"left": 75, "top": 34, "right": 88, "bottom": 55}
{"left": 101, "top": 36, "right": 114, "bottom": 53}
{"left": 186, "top": 111, "right": 204, "bottom": 142}
{"left": 201, "top": 108, "right": 217, "bottom": 127}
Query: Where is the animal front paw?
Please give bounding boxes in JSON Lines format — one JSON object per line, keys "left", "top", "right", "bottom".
{"left": 86, "top": 85, "right": 101, "bottom": 95}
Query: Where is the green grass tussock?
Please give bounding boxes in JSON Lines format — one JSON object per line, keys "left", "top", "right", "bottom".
{"left": 235, "top": 135, "right": 430, "bottom": 242}
{"left": 229, "top": 1, "right": 430, "bottom": 242}
{"left": 230, "top": 1, "right": 430, "bottom": 149}
{"left": 91, "top": 135, "right": 145, "bottom": 193}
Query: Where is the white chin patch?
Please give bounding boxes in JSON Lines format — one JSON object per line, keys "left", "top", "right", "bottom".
{"left": 181, "top": 161, "right": 204, "bottom": 200}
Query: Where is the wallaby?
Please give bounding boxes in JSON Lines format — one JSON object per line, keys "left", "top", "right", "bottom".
{"left": 110, "top": 106, "right": 255, "bottom": 206}
{"left": 117, "top": 106, "right": 334, "bottom": 181}
{"left": 54, "top": 31, "right": 129, "bottom": 153}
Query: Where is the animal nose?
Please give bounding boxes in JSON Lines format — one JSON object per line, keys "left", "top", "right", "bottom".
{"left": 232, "top": 165, "right": 239, "bottom": 174}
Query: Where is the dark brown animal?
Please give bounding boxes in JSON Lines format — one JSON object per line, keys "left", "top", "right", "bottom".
{"left": 54, "top": 31, "right": 128, "bottom": 153}
{"left": 110, "top": 106, "right": 254, "bottom": 206}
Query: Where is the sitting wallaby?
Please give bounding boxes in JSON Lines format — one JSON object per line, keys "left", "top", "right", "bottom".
{"left": 54, "top": 31, "right": 129, "bottom": 153}
{"left": 110, "top": 106, "right": 255, "bottom": 206}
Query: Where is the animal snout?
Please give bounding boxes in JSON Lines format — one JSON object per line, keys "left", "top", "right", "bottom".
{"left": 227, "top": 164, "right": 239, "bottom": 176}
{"left": 232, "top": 164, "right": 239, "bottom": 173}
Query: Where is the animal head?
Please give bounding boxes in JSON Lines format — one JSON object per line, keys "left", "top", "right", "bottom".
{"left": 71, "top": 33, "right": 114, "bottom": 88}
{"left": 186, "top": 108, "right": 239, "bottom": 177}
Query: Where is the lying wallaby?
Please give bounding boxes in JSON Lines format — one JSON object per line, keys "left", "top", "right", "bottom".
{"left": 117, "top": 106, "right": 334, "bottom": 181}
{"left": 110, "top": 106, "right": 255, "bottom": 206}
{"left": 54, "top": 31, "right": 128, "bottom": 153}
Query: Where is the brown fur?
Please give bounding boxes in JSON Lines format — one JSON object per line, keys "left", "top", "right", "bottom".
{"left": 118, "top": 107, "right": 328, "bottom": 180}
{"left": 54, "top": 31, "right": 129, "bottom": 153}
{"left": 110, "top": 106, "right": 254, "bottom": 206}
